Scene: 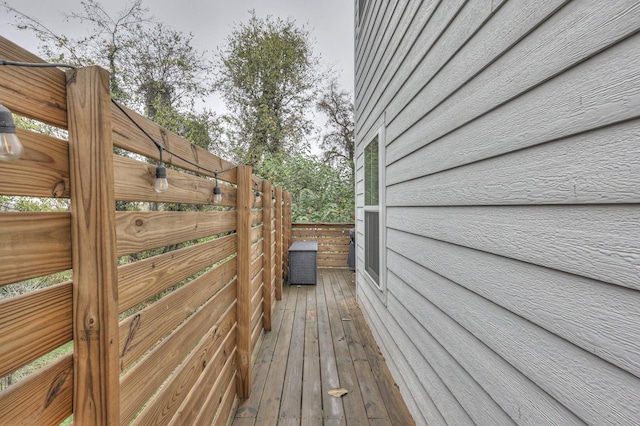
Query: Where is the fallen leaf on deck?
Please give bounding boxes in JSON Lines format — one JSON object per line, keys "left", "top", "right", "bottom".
{"left": 328, "top": 388, "right": 349, "bottom": 398}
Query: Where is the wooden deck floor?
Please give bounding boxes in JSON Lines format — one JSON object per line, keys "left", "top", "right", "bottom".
{"left": 232, "top": 268, "right": 414, "bottom": 426}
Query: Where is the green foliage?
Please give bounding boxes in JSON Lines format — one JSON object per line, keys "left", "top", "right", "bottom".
{"left": 259, "top": 150, "right": 354, "bottom": 223}
{"left": 316, "top": 78, "right": 355, "bottom": 179}
{"left": 215, "top": 10, "right": 321, "bottom": 168}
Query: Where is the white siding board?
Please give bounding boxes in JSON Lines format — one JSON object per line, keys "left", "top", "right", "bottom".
{"left": 387, "top": 205, "right": 640, "bottom": 290}
{"left": 387, "top": 10, "right": 640, "bottom": 180}
{"left": 357, "top": 281, "right": 440, "bottom": 426}
{"left": 355, "top": 0, "right": 401, "bottom": 96}
{"left": 356, "top": 0, "right": 447, "bottom": 128}
{"left": 388, "top": 250, "right": 640, "bottom": 425}
{"left": 386, "top": 253, "right": 582, "bottom": 425}
{"left": 388, "top": 229, "right": 640, "bottom": 379}
{"left": 356, "top": 0, "right": 439, "bottom": 108}
{"left": 385, "top": 0, "right": 567, "bottom": 154}
{"left": 355, "top": 0, "right": 389, "bottom": 85}
{"left": 387, "top": 120, "right": 640, "bottom": 206}
{"left": 386, "top": 276, "right": 511, "bottom": 425}
{"left": 385, "top": 0, "right": 501, "bottom": 125}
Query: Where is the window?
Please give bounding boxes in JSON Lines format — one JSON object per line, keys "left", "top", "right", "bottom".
{"left": 364, "top": 135, "right": 380, "bottom": 284}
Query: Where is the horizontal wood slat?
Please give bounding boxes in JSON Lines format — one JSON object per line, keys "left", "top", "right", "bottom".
{"left": 118, "top": 234, "right": 237, "bottom": 313}
{"left": 113, "top": 155, "right": 237, "bottom": 206}
{"left": 168, "top": 342, "right": 237, "bottom": 425}
{"left": 120, "top": 283, "right": 237, "bottom": 424}
{"left": 291, "top": 223, "right": 353, "bottom": 268}
{"left": 0, "top": 129, "right": 69, "bottom": 198}
{"left": 111, "top": 102, "right": 236, "bottom": 183}
{"left": 0, "top": 212, "right": 71, "bottom": 286}
{"left": 0, "top": 36, "right": 67, "bottom": 128}
{"left": 118, "top": 260, "right": 236, "bottom": 370}
{"left": 251, "top": 211, "right": 263, "bottom": 226}
{"left": 0, "top": 353, "right": 73, "bottom": 425}
{"left": 129, "top": 307, "right": 237, "bottom": 426}
{"left": 0, "top": 282, "right": 72, "bottom": 377}
{"left": 115, "top": 211, "right": 236, "bottom": 256}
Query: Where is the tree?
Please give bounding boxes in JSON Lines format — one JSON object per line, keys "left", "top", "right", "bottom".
{"left": 260, "top": 150, "right": 354, "bottom": 223}
{"left": 316, "top": 78, "right": 355, "bottom": 179}
{"left": 4, "top": 0, "right": 214, "bottom": 120}
{"left": 215, "top": 10, "right": 322, "bottom": 167}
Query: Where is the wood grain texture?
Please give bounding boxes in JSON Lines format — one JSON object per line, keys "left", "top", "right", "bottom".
{"left": 388, "top": 229, "right": 640, "bottom": 380}
{"left": 0, "top": 128, "right": 69, "bottom": 198}
{"left": 388, "top": 120, "right": 640, "bottom": 206}
{"left": 275, "top": 187, "right": 283, "bottom": 300}
{"left": 120, "top": 289, "right": 236, "bottom": 425}
{"left": 168, "top": 337, "right": 237, "bottom": 425}
{"left": 117, "top": 234, "right": 236, "bottom": 313}
{"left": 113, "top": 155, "right": 237, "bottom": 206}
{"left": 388, "top": 252, "right": 639, "bottom": 424}
{"left": 212, "top": 372, "right": 238, "bottom": 426}
{"left": 115, "top": 210, "right": 236, "bottom": 256}
{"left": 388, "top": 14, "right": 640, "bottom": 183}
{"left": 0, "top": 353, "right": 73, "bottom": 426}
{"left": 262, "top": 180, "right": 273, "bottom": 331}
{"left": 0, "top": 36, "right": 67, "bottom": 128}
{"left": 387, "top": 205, "right": 640, "bottom": 290}
{"left": 0, "top": 282, "right": 72, "bottom": 378}
{"left": 129, "top": 307, "right": 236, "bottom": 426}
{"left": 0, "top": 212, "right": 71, "bottom": 286}
{"left": 118, "top": 260, "right": 236, "bottom": 370}
{"left": 111, "top": 101, "right": 236, "bottom": 183}
{"left": 236, "top": 165, "right": 253, "bottom": 398}
{"left": 66, "top": 66, "right": 120, "bottom": 425}
{"left": 189, "top": 347, "right": 237, "bottom": 426}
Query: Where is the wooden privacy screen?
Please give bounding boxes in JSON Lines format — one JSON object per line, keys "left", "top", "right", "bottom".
{"left": 0, "top": 36, "right": 291, "bottom": 425}
{"left": 291, "top": 223, "right": 354, "bottom": 268}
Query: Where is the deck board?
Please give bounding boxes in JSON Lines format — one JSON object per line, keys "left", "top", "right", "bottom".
{"left": 233, "top": 268, "right": 414, "bottom": 425}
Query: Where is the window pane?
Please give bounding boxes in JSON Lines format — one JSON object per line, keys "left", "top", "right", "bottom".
{"left": 365, "top": 136, "right": 378, "bottom": 206}
{"left": 365, "top": 211, "right": 379, "bottom": 283}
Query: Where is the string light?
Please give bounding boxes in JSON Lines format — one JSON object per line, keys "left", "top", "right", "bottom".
{"left": 0, "top": 102, "right": 23, "bottom": 162}
{"left": 254, "top": 181, "right": 261, "bottom": 204}
{"left": 213, "top": 171, "right": 223, "bottom": 204}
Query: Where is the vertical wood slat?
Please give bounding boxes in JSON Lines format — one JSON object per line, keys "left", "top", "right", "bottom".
{"left": 275, "top": 187, "right": 284, "bottom": 301}
{"left": 66, "top": 66, "right": 120, "bottom": 425}
{"left": 236, "top": 165, "right": 253, "bottom": 398}
{"left": 262, "top": 180, "right": 273, "bottom": 331}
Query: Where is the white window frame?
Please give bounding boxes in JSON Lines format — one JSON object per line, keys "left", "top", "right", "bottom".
{"left": 362, "top": 126, "right": 386, "bottom": 294}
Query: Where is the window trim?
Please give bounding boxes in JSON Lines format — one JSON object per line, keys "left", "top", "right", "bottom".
{"left": 362, "top": 126, "right": 385, "bottom": 294}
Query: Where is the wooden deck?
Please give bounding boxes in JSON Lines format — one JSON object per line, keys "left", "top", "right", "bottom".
{"left": 232, "top": 268, "right": 414, "bottom": 425}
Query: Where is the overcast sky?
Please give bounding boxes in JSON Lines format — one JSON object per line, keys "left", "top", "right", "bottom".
{"left": 1, "top": 0, "right": 355, "bottom": 115}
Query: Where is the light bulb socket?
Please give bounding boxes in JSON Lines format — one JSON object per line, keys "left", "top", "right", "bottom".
{"left": 0, "top": 103, "right": 17, "bottom": 134}
{"left": 213, "top": 185, "right": 221, "bottom": 196}
{"left": 155, "top": 164, "right": 167, "bottom": 179}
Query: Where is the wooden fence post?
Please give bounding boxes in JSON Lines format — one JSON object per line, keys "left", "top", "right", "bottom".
{"left": 283, "top": 192, "right": 292, "bottom": 280}
{"left": 66, "top": 66, "right": 120, "bottom": 425}
{"left": 262, "top": 180, "right": 273, "bottom": 331}
{"left": 274, "top": 187, "right": 283, "bottom": 300}
{"left": 236, "top": 165, "right": 253, "bottom": 398}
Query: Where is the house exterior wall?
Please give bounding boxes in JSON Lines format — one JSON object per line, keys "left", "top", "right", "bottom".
{"left": 354, "top": 1, "right": 640, "bottom": 424}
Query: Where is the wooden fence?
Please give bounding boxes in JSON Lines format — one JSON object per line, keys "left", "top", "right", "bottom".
{"left": 0, "top": 36, "right": 291, "bottom": 425}
{"left": 291, "top": 223, "right": 354, "bottom": 268}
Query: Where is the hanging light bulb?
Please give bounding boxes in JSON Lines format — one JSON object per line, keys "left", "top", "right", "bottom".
{"left": 213, "top": 171, "right": 223, "bottom": 204}
{"left": 0, "top": 102, "right": 24, "bottom": 162}
{"left": 253, "top": 182, "right": 261, "bottom": 204}
{"left": 155, "top": 164, "right": 169, "bottom": 193}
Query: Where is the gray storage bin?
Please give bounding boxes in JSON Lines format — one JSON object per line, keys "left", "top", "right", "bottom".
{"left": 288, "top": 240, "right": 318, "bottom": 285}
